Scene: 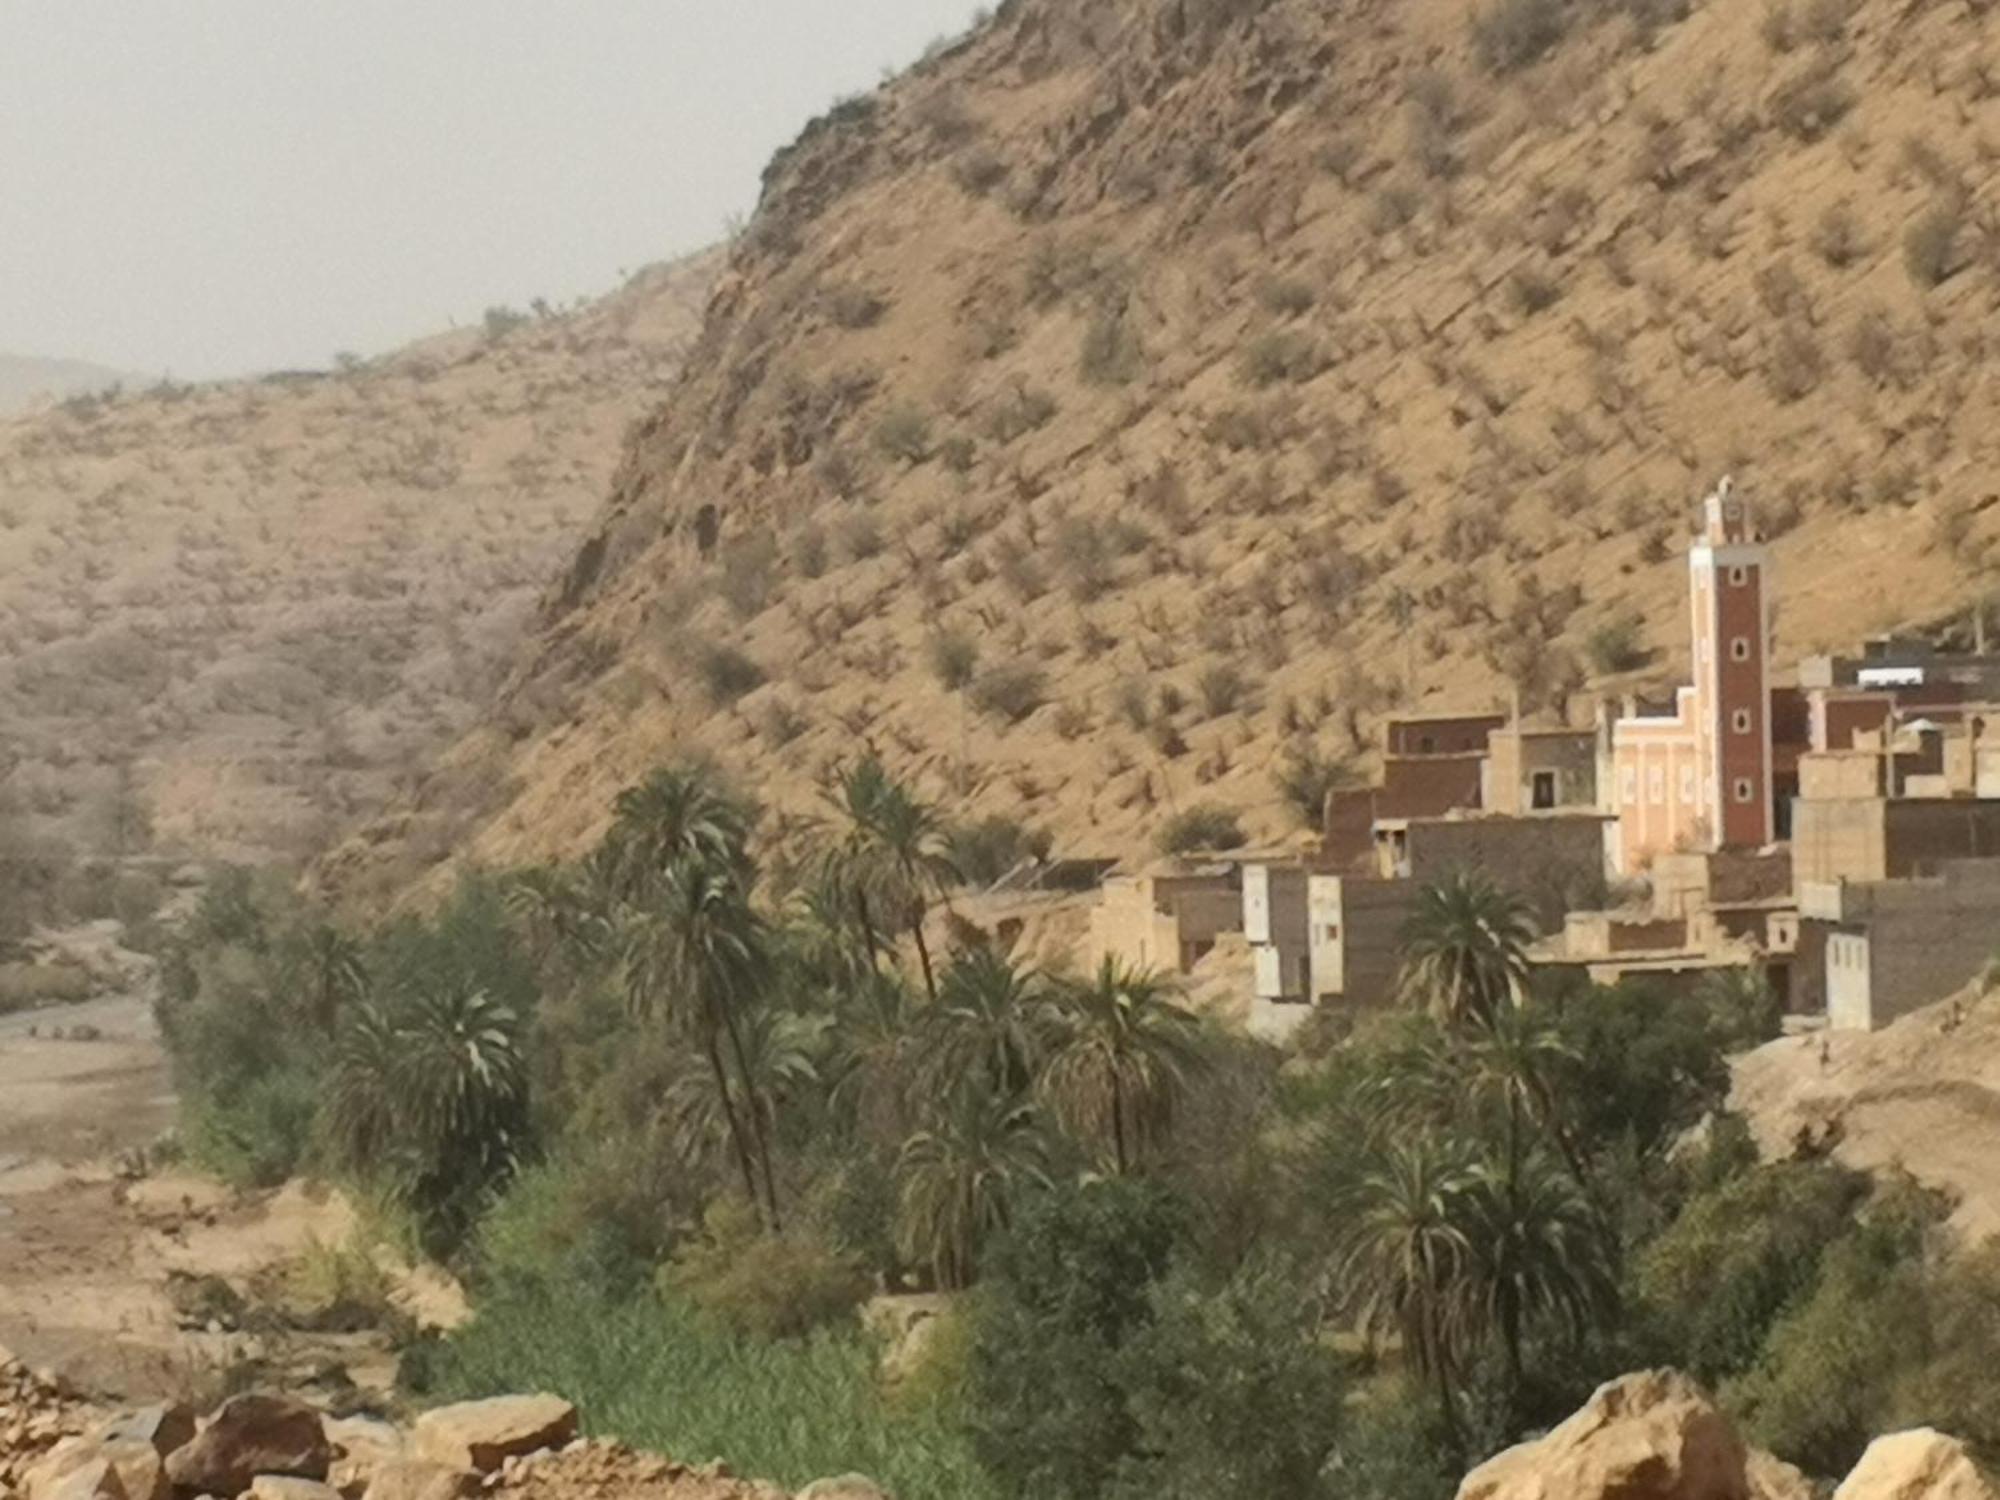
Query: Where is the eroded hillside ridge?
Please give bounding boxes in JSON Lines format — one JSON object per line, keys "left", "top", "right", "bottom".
{"left": 0, "top": 253, "right": 718, "bottom": 867}
{"left": 340, "top": 0, "right": 2000, "bottom": 892}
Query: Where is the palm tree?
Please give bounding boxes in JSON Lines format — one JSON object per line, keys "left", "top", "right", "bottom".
{"left": 502, "top": 864, "right": 610, "bottom": 974}
{"left": 1463, "top": 1004, "right": 1598, "bottom": 1203}
{"left": 618, "top": 859, "right": 780, "bottom": 1228}
{"left": 896, "top": 1083, "right": 1053, "bottom": 1290}
{"left": 1397, "top": 870, "right": 1536, "bottom": 1030}
{"left": 827, "top": 968, "right": 922, "bottom": 1143}
{"left": 821, "top": 755, "right": 959, "bottom": 998}
{"left": 601, "top": 763, "right": 755, "bottom": 902}
{"left": 1460, "top": 1147, "right": 1617, "bottom": 1397}
{"left": 1335, "top": 1135, "right": 1479, "bottom": 1441}
{"left": 283, "top": 921, "right": 367, "bottom": 1035}
{"left": 922, "top": 945, "right": 1052, "bottom": 1099}
{"left": 667, "top": 1003, "right": 825, "bottom": 1179}
{"left": 1041, "top": 957, "right": 1206, "bottom": 1175}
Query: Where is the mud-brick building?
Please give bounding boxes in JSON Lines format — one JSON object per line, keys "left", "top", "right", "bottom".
{"left": 1806, "top": 860, "right": 2000, "bottom": 1030}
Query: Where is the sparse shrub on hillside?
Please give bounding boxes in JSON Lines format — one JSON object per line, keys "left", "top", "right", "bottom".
{"left": 1196, "top": 662, "right": 1252, "bottom": 719}
{"left": 1753, "top": 258, "right": 1811, "bottom": 320}
{"left": 940, "top": 434, "right": 978, "bottom": 473}
{"left": 1241, "top": 329, "right": 1326, "bottom": 387}
{"left": 1586, "top": 614, "right": 1648, "bottom": 674}
{"left": 1799, "top": 0, "right": 1853, "bottom": 43}
{"left": 835, "top": 509, "right": 885, "bottom": 562}
{"left": 696, "top": 643, "right": 766, "bottom": 706}
{"left": 1639, "top": 525, "right": 1673, "bottom": 563}
{"left": 1150, "top": 718, "right": 1190, "bottom": 759}
{"left": 1115, "top": 680, "right": 1152, "bottom": 731}
{"left": 946, "top": 815, "right": 1052, "bottom": 887}
{"left": 1847, "top": 306, "right": 1898, "bottom": 385}
{"left": 1255, "top": 275, "right": 1316, "bottom": 318}
{"left": 1471, "top": 0, "right": 1565, "bottom": 73}
{"left": 1765, "top": 318, "right": 1826, "bottom": 403}
{"left": 1760, "top": 1, "right": 1797, "bottom": 50}
{"left": 1053, "top": 516, "right": 1116, "bottom": 603}
{"left": 821, "top": 282, "right": 888, "bottom": 329}
{"left": 718, "top": 534, "right": 779, "bottom": 619}
{"left": 482, "top": 306, "right": 530, "bottom": 340}
{"left": 927, "top": 628, "right": 980, "bottom": 691}
{"left": 994, "top": 535, "right": 1049, "bottom": 602}
{"left": 1080, "top": 307, "right": 1144, "bottom": 386}
{"left": 1052, "top": 701, "right": 1092, "bottom": 740}
{"left": 791, "top": 522, "right": 829, "bottom": 579}
{"left": 1507, "top": 262, "right": 1564, "bottom": 317}
{"left": 874, "top": 405, "right": 934, "bottom": 464}
{"left": 756, "top": 697, "right": 809, "bottom": 748}
{"left": 816, "top": 445, "right": 866, "bottom": 500}
{"left": 1771, "top": 62, "right": 1857, "bottom": 143}
{"left": 1274, "top": 742, "right": 1350, "bottom": 828}
{"left": 1810, "top": 200, "right": 1867, "bottom": 268}
{"left": 969, "top": 660, "right": 1046, "bottom": 723}
{"left": 1155, "top": 804, "right": 1244, "bottom": 856}
{"left": 952, "top": 147, "right": 1009, "bottom": 198}
{"left": 1314, "top": 133, "right": 1365, "bottom": 184}
{"left": 1904, "top": 200, "right": 1966, "bottom": 287}
{"left": 1367, "top": 180, "right": 1424, "bottom": 234}
{"left": 983, "top": 381, "right": 1059, "bottom": 444}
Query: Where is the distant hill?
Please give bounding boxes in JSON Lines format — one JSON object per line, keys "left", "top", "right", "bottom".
{"left": 0, "top": 354, "right": 142, "bottom": 415}
{"left": 326, "top": 0, "right": 2000, "bottom": 901}
{"left": 0, "top": 251, "right": 721, "bottom": 866}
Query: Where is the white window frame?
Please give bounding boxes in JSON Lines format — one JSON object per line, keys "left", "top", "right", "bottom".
{"left": 1733, "top": 776, "right": 1755, "bottom": 803}
{"left": 1728, "top": 564, "right": 1750, "bottom": 586}
{"left": 1730, "top": 636, "right": 1751, "bottom": 662}
{"left": 1732, "top": 707, "right": 1753, "bottom": 734}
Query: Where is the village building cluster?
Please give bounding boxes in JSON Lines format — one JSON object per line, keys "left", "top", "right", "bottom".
{"left": 1084, "top": 481, "right": 2000, "bottom": 1038}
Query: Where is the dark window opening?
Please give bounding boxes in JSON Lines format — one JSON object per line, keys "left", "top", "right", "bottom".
{"left": 1531, "top": 770, "right": 1557, "bottom": 810}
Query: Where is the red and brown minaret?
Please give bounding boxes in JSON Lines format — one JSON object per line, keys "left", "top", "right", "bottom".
{"left": 1687, "top": 477, "right": 1773, "bottom": 849}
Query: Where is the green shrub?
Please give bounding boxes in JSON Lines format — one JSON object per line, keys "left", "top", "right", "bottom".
{"left": 1241, "top": 328, "right": 1326, "bottom": 387}
{"left": 1471, "top": 0, "right": 1566, "bottom": 72}
{"left": 874, "top": 405, "right": 933, "bottom": 464}
{"left": 967, "top": 1180, "right": 1184, "bottom": 1499}
{"left": 663, "top": 1198, "right": 869, "bottom": 1342}
{"left": 185, "top": 1064, "right": 321, "bottom": 1188}
{"left": 1195, "top": 661, "right": 1251, "bottom": 718}
{"left": 1586, "top": 614, "right": 1648, "bottom": 674}
{"left": 928, "top": 629, "right": 980, "bottom": 691}
{"left": 696, "top": 643, "right": 767, "bottom": 705}
{"left": 410, "top": 1280, "right": 996, "bottom": 1500}
{"left": 1274, "top": 744, "right": 1350, "bottom": 828}
{"left": 1081, "top": 308, "right": 1144, "bottom": 386}
{"left": 1114, "top": 1262, "right": 1347, "bottom": 1499}
{"left": 1155, "top": 805, "right": 1244, "bottom": 856}
{"left": 969, "top": 660, "right": 1046, "bottom": 723}
{"left": 477, "top": 1135, "right": 690, "bottom": 1299}
{"left": 947, "top": 816, "right": 1053, "bottom": 887}
{"left": 1904, "top": 201, "right": 1966, "bottom": 288}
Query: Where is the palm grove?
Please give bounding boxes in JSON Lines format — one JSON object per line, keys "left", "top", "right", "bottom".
{"left": 159, "top": 757, "right": 2000, "bottom": 1499}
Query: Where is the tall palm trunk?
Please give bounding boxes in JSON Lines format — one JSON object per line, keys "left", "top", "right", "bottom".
{"left": 1110, "top": 1066, "right": 1129, "bottom": 1176}
{"left": 911, "top": 907, "right": 938, "bottom": 1002}
{"left": 714, "top": 994, "right": 783, "bottom": 1231}
{"left": 853, "top": 885, "right": 883, "bottom": 971}
{"left": 701, "top": 1025, "right": 763, "bottom": 1214}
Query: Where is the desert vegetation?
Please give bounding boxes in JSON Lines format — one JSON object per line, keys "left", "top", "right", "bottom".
{"left": 161, "top": 760, "right": 2000, "bottom": 1497}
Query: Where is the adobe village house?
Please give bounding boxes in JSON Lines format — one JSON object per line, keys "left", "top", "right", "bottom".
{"left": 1084, "top": 481, "right": 2000, "bottom": 1038}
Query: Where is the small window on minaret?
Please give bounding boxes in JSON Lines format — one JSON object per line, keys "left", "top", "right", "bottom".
{"left": 1732, "top": 708, "right": 1753, "bottom": 734}
{"left": 1733, "top": 777, "right": 1755, "bottom": 803}
{"left": 1730, "top": 637, "right": 1751, "bottom": 661}
{"left": 1729, "top": 565, "right": 1750, "bottom": 586}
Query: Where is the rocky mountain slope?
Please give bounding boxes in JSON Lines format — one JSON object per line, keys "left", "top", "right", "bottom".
{"left": 333, "top": 0, "right": 2000, "bottom": 895}
{"left": 0, "top": 254, "right": 717, "bottom": 864}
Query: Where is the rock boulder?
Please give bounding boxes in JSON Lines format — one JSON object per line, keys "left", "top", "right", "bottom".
{"left": 1456, "top": 1370, "right": 1807, "bottom": 1500}
{"left": 1834, "top": 1430, "right": 1999, "bottom": 1500}
{"left": 163, "top": 1394, "right": 329, "bottom": 1497}
{"left": 408, "top": 1397, "right": 576, "bottom": 1476}
{"left": 357, "top": 1458, "right": 473, "bottom": 1500}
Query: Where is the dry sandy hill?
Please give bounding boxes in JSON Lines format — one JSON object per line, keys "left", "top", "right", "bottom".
{"left": 1733, "top": 980, "right": 2000, "bottom": 1242}
{"left": 328, "top": 0, "right": 2000, "bottom": 897}
{"left": 0, "top": 253, "right": 719, "bottom": 864}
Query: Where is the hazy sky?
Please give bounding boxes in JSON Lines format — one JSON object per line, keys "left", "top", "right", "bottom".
{"left": 2, "top": 1, "right": 985, "bottom": 379}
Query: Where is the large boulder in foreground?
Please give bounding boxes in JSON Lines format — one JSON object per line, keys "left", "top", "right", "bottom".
{"left": 1834, "top": 1430, "right": 1999, "bottom": 1500}
{"left": 1457, "top": 1370, "right": 1810, "bottom": 1500}
{"left": 163, "top": 1394, "right": 330, "bottom": 1496}
{"left": 409, "top": 1396, "right": 576, "bottom": 1475}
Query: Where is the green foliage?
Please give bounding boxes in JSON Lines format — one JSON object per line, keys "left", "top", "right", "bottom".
{"left": 1154, "top": 804, "right": 1243, "bottom": 856}
{"left": 1585, "top": 614, "right": 1647, "bottom": 674}
{"left": 1080, "top": 307, "right": 1144, "bottom": 386}
{"left": 663, "top": 1198, "right": 869, "bottom": 1340}
{"left": 1114, "top": 1261, "right": 1346, "bottom": 1499}
{"left": 1633, "top": 1159, "right": 1869, "bottom": 1383}
{"left": 1471, "top": 0, "right": 1565, "bottom": 72}
{"left": 946, "top": 815, "right": 1052, "bottom": 888}
{"left": 874, "top": 404, "right": 934, "bottom": 464}
{"left": 695, "top": 642, "right": 767, "bottom": 705}
{"left": 411, "top": 1280, "right": 997, "bottom": 1500}
{"left": 927, "top": 628, "right": 979, "bottom": 691}
{"left": 1275, "top": 742, "right": 1351, "bottom": 827}
{"left": 967, "top": 1179, "right": 1183, "bottom": 1498}
{"left": 968, "top": 659, "right": 1046, "bottom": 723}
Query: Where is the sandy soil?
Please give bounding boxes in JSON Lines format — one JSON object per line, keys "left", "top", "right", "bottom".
{"left": 0, "top": 977, "right": 457, "bottom": 1404}
{"left": 1731, "top": 983, "right": 2000, "bottom": 1243}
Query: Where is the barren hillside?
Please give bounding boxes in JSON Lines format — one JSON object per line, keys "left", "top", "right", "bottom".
{"left": 0, "top": 254, "right": 718, "bottom": 862}
{"left": 331, "top": 0, "right": 2000, "bottom": 896}
{"left": 0, "top": 355, "right": 140, "bottom": 416}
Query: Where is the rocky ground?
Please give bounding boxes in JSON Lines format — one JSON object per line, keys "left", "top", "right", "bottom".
{"left": 1461, "top": 1368, "right": 1993, "bottom": 1500}
{"left": 0, "top": 1374, "right": 882, "bottom": 1500}
{"left": 1732, "top": 980, "right": 2000, "bottom": 1242}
